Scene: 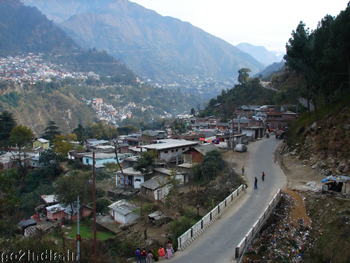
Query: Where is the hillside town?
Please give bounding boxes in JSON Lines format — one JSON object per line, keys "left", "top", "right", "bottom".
{"left": 0, "top": 53, "right": 99, "bottom": 84}
{"left": 87, "top": 98, "right": 172, "bottom": 125}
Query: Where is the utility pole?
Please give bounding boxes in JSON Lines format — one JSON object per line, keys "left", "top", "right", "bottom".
{"left": 114, "top": 141, "right": 126, "bottom": 190}
{"left": 77, "top": 196, "right": 81, "bottom": 262}
{"left": 92, "top": 152, "right": 97, "bottom": 263}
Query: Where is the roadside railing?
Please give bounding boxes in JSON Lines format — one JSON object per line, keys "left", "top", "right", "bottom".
{"left": 177, "top": 184, "right": 247, "bottom": 251}
{"left": 235, "top": 189, "right": 282, "bottom": 261}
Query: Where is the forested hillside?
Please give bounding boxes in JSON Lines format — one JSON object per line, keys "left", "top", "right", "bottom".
{"left": 202, "top": 3, "right": 350, "bottom": 123}
{"left": 0, "top": 0, "right": 75, "bottom": 56}
{"left": 200, "top": 69, "right": 277, "bottom": 119}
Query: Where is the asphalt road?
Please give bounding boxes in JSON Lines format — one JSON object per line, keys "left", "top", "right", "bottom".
{"left": 170, "top": 138, "right": 286, "bottom": 263}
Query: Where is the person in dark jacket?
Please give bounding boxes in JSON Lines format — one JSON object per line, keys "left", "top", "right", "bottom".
{"left": 254, "top": 177, "right": 258, "bottom": 189}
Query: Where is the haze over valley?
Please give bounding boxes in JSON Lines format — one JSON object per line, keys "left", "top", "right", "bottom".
{"left": 21, "top": 0, "right": 282, "bottom": 99}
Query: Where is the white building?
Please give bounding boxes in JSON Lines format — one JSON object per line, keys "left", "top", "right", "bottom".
{"left": 108, "top": 200, "right": 139, "bottom": 224}
{"left": 140, "top": 139, "right": 198, "bottom": 163}
{"left": 116, "top": 167, "right": 144, "bottom": 189}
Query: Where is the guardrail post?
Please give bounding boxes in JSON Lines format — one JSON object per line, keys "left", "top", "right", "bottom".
{"left": 210, "top": 212, "right": 212, "bottom": 221}
{"left": 235, "top": 247, "right": 239, "bottom": 259}
{"left": 201, "top": 220, "right": 203, "bottom": 229}
{"left": 191, "top": 228, "right": 193, "bottom": 238}
{"left": 237, "top": 188, "right": 239, "bottom": 196}
{"left": 231, "top": 194, "right": 233, "bottom": 201}
{"left": 225, "top": 200, "right": 227, "bottom": 207}
{"left": 218, "top": 205, "right": 220, "bottom": 214}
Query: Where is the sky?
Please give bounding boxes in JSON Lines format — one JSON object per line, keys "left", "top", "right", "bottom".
{"left": 130, "top": 0, "right": 349, "bottom": 53}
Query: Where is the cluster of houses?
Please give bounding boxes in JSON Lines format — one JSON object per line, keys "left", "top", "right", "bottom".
{"left": 0, "top": 53, "right": 100, "bottom": 84}
{"left": 1, "top": 104, "right": 298, "bottom": 229}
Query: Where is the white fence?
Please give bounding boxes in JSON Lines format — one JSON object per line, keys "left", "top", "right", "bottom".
{"left": 235, "top": 189, "right": 282, "bottom": 260}
{"left": 177, "top": 184, "right": 247, "bottom": 251}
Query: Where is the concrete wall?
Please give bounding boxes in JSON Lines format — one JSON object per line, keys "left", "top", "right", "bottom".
{"left": 158, "top": 146, "right": 192, "bottom": 162}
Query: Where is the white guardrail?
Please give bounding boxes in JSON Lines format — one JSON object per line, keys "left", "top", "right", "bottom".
{"left": 177, "top": 184, "right": 247, "bottom": 251}
{"left": 235, "top": 189, "right": 282, "bottom": 261}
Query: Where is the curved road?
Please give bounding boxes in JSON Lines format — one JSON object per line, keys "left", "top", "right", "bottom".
{"left": 170, "top": 138, "right": 286, "bottom": 263}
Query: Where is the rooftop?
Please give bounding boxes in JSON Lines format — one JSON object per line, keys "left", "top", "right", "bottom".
{"left": 41, "top": 195, "right": 58, "bottom": 204}
{"left": 108, "top": 200, "right": 137, "bottom": 216}
{"left": 140, "top": 139, "right": 198, "bottom": 151}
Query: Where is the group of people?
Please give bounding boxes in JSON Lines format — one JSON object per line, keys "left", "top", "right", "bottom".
{"left": 254, "top": 172, "right": 266, "bottom": 189}
{"left": 136, "top": 238, "right": 174, "bottom": 262}
{"left": 159, "top": 239, "right": 174, "bottom": 259}
{"left": 135, "top": 248, "right": 154, "bottom": 263}
{"left": 242, "top": 166, "right": 266, "bottom": 189}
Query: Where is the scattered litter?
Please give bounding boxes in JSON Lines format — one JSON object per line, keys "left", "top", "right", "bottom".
{"left": 306, "top": 181, "right": 318, "bottom": 191}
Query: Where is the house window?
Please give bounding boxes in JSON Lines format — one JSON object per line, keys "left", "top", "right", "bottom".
{"left": 175, "top": 149, "right": 178, "bottom": 152}
{"left": 171, "top": 150, "right": 174, "bottom": 153}
{"left": 135, "top": 179, "right": 141, "bottom": 182}
{"left": 182, "top": 148, "right": 185, "bottom": 150}
{"left": 86, "top": 159, "right": 89, "bottom": 164}
{"left": 164, "top": 150, "right": 168, "bottom": 153}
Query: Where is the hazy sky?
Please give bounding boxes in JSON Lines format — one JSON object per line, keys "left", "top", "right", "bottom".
{"left": 130, "top": 0, "right": 349, "bottom": 52}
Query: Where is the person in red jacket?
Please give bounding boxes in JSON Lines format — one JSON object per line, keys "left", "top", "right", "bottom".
{"left": 158, "top": 246, "right": 165, "bottom": 258}
{"left": 141, "top": 248, "right": 147, "bottom": 263}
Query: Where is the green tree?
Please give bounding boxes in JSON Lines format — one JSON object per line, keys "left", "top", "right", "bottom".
{"left": 284, "top": 21, "right": 314, "bottom": 117}
{"left": 190, "top": 108, "right": 196, "bottom": 116}
{"left": 193, "top": 150, "right": 226, "bottom": 184}
{"left": 0, "top": 111, "right": 16, "bottom": 149}
{"left": 91, "top": 123, "right": 103, "bottom": 139}
{"left": 133, "top": 150, "right": 157, "bottom": 176}
{"left": 10, "top": 125, "right": 34, "bottom": 172}
{"left": 53, "top": 134, "right": 73, "bottom": 160}
{"left": 164, "top": 169, "right": 184, "bottom": 215}
{"left": 0, "top": 169, "right": 22, "bottom": 239}
{"left": 238, "top": 68, "right": 251, "bottom": 85}
{"left": 54, "top": 171, "right": 91, "bottom": 219}
{"left": 73, "top": 123, "right": 86, "bottom": 142}
{"left": 39, "top": 148, "right": 58, "bottom": 166}
{"left": 42, "top": 120, "right": 61, "bottom": 144}
{"left": 329, "top": 5, "right": 350, "bottom": 92}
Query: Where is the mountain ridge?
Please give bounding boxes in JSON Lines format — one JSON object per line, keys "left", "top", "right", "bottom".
{"left": 236, "top": 42, "right": 282, "bottom": 66}
{"left": 21, "top": 0, "right": 265, "bottom": 84}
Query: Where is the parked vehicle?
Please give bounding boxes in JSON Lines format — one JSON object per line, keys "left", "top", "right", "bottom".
{"left": 275, "top": 130, "right": 285, "bottom": 139}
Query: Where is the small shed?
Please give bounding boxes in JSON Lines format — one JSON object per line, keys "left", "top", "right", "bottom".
{"left": 322, "top": 175, "right": 350, "bottom": 194}
{"left": 183, "top": 144, "right": 218, "bottom": 163}
{"left": 32, "top": 138, "right": 50, "bottom": 149}
{"left": 108, "top": 200, "right": 139, "bottom": 224}
{"left": 140, "top": 176, "right": 170, "bottom": 201}
{"left": 46, "top": 204, "right": 66, "bottom": 221}
{"left": 18, "top": 219, "right": 37, "bottom": 235}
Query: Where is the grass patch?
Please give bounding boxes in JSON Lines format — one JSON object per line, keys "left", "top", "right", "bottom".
{"left": 64, "top": 220, "right": 115, "bottom": 240}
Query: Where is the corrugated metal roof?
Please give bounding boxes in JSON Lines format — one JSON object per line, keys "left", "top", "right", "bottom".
{"left": 140, "top": 139, "right": 198, "bottom": 150}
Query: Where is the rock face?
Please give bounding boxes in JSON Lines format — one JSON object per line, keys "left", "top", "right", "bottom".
{"left": 286, "top": 107, "right": 350, "bottom": 176}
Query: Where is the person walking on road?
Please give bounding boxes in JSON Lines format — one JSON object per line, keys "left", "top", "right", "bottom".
{"left": 166, "top": 241, "right": 174, "bottom": 259}
{"left": 262, "top": 172, "right": 265, "bottom": 181}
{"left": 242, "top": 166, "right": 245, "bottom": 175}
{"left": 254, "top": 177, "right": 258, "bottom": 189}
